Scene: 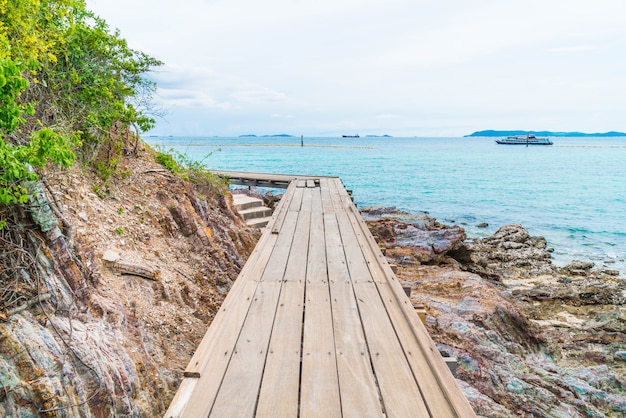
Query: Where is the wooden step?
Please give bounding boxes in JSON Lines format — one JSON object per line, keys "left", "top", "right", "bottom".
{"left": 246, "top": 216, "right": 272, "bottom": 228}
{"left": 232, "top": 193, "right": 274, "bottom": 228}
{"left": 232, "top": 194, "right": 264, "bottom": 211}
{"left": 239, "top": 206, "right": 273, "bottom": 220}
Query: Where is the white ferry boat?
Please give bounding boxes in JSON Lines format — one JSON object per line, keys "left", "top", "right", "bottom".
{"left": 495, "top": 134, "right": 553, "bottom": 145}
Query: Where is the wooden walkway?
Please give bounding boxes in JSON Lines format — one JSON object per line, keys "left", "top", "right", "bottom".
{"left": 213, "top": 170, "right": 324, "bottom": 189}
{"left": 166, "top": 177, "right": 476, "bottom": 417}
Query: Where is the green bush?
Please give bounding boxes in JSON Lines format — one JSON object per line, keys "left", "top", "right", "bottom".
{"left": 0, "top": 0, "right": 162, "bottom": 226}
{"left": 154, "top": 147, "right": 229, "bottom": 193}
{"left": 156, "top": 152, "right": 185, "bottom": 176}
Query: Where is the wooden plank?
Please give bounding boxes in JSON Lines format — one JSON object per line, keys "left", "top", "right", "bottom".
{"left": 354, "top": 281, "right": 431, "bottom": 418}
{"left": 306, "top": 179, "right": 316, "bottom": 188}
{"left": 328, "top": 177, "right": 347, "bottom": 212}
{"left": 283, "top": 211, "right": 312, "bottom": 283}
{"left": 301, "top": 186, "right": 313, "bottom": 212}
{"left": 182, "top": 224, "right": 277, "bottom": 377}
{"left": 306, "top": 191, "right": 326, "bottom": 285}
{"left": 345, "top": 201, "right": 474, "bottom": 415}
{"left": 209, "top": 190, "right": 308, "bottom": 415}
{"left": 256, "top": 209, "right": 311, "bottom": 416}
{"left": 215, "top": 170, "right": 299, "bottom": 184}
{"left": 171, "top": 184, "right": 300, "bottom": 416}
{"left": 289, "top": 187, "right": 304, "bottom": 212}
{"left": 320, "top": 178, "right": 334, "bottom": 213}
{"left": 297, "top": 179, "right": 307, "bottom": 188}
{"left": 336, "top": 211, "right": 431, "bottom": 417}
{"left": 270, "top": 181, "right": 297, "bottom": 234}
{"left": 164, "top": 378, "right": 198, "bottom": 417}
{"left": 209, "top": 282, "right": 283, "bottom": 417}
{"left": 310, "top": 184, "right": 323, "bottom": 213}
{"left": 324, "top": 212, "right": 384, "bottom": 417}
{"left": 255, "top": 281, "right": 305, "bottom": 417}
{"left": 338, "top": 179, "right": 355, "bottom": 211}
{"left": 300, "top": 283, "right": 341, "bottom": 418}
{"left": 342, "top": 199, "right": 451, "bottom": 412}
{"left": 300, "top": 188, "right": 341, "bottom": 417}
{"left": 261, "top": 211, "right": 299, "bottom": 282}
{"left": 178, "top": 281, "right": 262, "bottom": 417}
{"left": 348, "top": 204, "right": 395, "bottom": 284}
{"left": 338, "top": 212, "right": 374, "bottom": 285}
{"left": 345, "top": 206, "right": 476, "bottom": 417}
{"left": 214, "top": 170, "right": 335, "bottom": 189}
{"left": 327, "top": 180, "right": 473, "bottom": 416}
{"left": 215, "top": 171, "right": 340, "bottom": 189}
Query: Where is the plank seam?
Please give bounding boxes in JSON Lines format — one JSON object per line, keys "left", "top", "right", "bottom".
{"left": 333, "top": 211, "right": 387, "bottom": 417}
{"left": 345, "top": 209, "right": 435, "bottom": 416}
{"left": 252, "top": 210, "right": 304, "bottom": 416}
{"left": 323, "top": 213, "right": 345, "bottom": 418}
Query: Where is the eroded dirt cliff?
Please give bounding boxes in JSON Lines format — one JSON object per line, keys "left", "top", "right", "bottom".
{"left": 0, "top": 144, "right": 258, "bottom": 416}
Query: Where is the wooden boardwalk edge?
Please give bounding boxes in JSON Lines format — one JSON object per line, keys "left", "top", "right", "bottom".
{"left": 345, "top": 196, "right": 474, "bottom": 415}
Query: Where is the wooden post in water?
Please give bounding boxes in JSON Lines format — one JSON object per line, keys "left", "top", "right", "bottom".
{"left": 301, "top": 135, "right": 304, "bottom": 147}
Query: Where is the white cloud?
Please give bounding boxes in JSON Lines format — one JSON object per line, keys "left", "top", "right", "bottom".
{"left": 232, "top": 88, "right": 290, "bottom": 104}
{"left": 550, "top": 45, "right": 602, "bottom": 53}
{"left": 371, "top": 1, "right": 626, "bottom": 71}
{"left": 87, "top": 0, "right": 626, "bottom": 136}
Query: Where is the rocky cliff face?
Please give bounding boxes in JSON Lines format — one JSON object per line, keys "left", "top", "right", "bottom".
{"left": 0, "top": 145, "right": 257, "bottom": 417}
{"left": 365, "top": 208, "right": 626, "bottom": 417}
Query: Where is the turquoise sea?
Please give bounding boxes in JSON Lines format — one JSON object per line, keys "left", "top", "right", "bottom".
{"left": 146, "top": 136, "right": 626, "bottom": 274}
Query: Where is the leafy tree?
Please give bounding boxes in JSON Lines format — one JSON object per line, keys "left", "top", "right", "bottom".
{"left": 0, "top": 0, "right": 162, "bottom": 226}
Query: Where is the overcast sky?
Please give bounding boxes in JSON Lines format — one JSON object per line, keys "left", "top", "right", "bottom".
{"left": 86, "top": 0, "right": 626, "bottom": 137}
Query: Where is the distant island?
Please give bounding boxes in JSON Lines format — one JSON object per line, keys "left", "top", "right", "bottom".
{"left": 365, "top": 135, "right": 393, "bottom": 138}
{"left": 466, "top": 130, "right": 626, "bottom": 137}
{"left": 238, "top": 134, "right": 294, "bottom": 138}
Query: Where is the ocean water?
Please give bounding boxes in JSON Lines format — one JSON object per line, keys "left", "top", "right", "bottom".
{"left": 146, "top": 136, "right": 626, "bottom": 274}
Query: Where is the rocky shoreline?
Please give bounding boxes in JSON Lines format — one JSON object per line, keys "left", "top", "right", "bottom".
{"left": 362, "top": 206, "right": 626, "bottom": 417}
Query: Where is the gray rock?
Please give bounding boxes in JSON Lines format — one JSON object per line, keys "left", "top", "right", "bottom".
{"left": 449, "top": 224, "right": 556, "bottom": 280}
{"left": 563, "top": 260, "right": 595, "bottom": 272}
{"left": 78, "top": 211, "right": 89, "bottom": 222}
{"left": 365, "top": 212, "right": 466, "bottom": 264}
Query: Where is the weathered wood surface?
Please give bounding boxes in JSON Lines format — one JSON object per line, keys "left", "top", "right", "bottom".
{"left": 111, "top": 260, "right": 160, "bottom": 280}
{"left": 166, "top": 176, "right": 476, "bottom": 417}
{"left": 213, "top": 170, "right": 329, "bottom": 189}
{"left": 103, "top": 251, "right": 161, "bottom": 280}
